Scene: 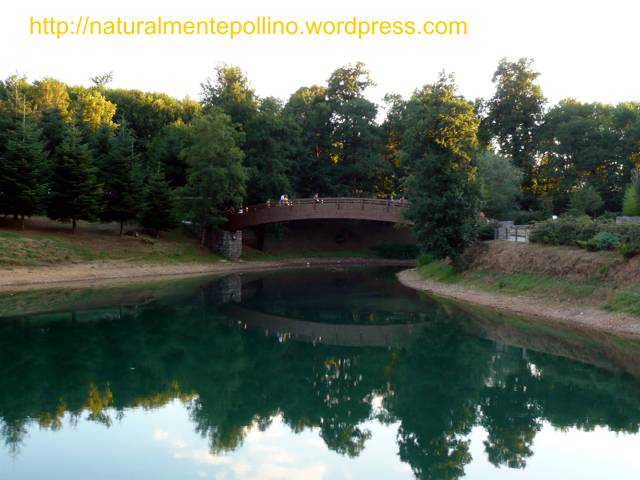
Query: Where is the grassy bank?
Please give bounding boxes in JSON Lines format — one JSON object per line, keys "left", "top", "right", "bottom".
{"left": 417, "top": 256, "right": 640, "bottom": 317}
{"left": 0, "top": 217, "right": 220, "bottom": 266}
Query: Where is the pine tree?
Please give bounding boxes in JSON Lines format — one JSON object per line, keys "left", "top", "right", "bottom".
{"left": 622, "top": 175, "right": 640, "bottom": 216}
{"left": 47, "top": 125, "right": 102, "bottom": 232}
{"left": 139, "top": 167, "right": 176, "bottom": 236}
{"left": 0, "top": 116, "right": 47, "bottom": 228}
{"left": 99, "top": 120, "right": 138, "bottom": 234}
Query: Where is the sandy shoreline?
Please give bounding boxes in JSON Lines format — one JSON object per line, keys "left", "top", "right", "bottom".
{"left": 0, "top": 258, "right": 414, "bottom": 293}
{"left": 397, "top": 268, "right": 640, "bottom": 339}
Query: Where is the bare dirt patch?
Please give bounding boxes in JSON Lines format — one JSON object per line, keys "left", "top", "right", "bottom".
{"left": 464, "top": 240, "right": 640, "bottom": 286}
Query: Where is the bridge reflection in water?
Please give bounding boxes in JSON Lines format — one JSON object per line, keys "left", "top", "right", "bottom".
{"left": 222, "top": 304, "right": 429, "bottom": 348}
{"left": 2, "top": 267, "right": 640, "bottom": 480}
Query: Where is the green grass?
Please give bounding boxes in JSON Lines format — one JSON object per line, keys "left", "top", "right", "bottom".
{"left": 606, "top": 290, "right": 640, "bottom": 316}
{"left": 0, "top": 226, "right": 221, "bottom": 267}
{"left": 417, "top": 261, "right": 458, "bottom": 282}
{"left": 418, "top": 260, "right": 604, "bottom": 301}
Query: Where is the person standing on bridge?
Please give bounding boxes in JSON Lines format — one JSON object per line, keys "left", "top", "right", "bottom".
{"left": 314, "top": 193, "right": 320, "bottom": 204}
{"left": 279, "top": 194, "right": 286, "bottom": 207}
{"left": 387, "top": 195, "right": 395, "bottom": 206}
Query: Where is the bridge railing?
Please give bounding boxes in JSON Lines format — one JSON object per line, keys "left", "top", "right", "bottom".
{"left": 228, "top": 197, "right": 409, "bottom": 215}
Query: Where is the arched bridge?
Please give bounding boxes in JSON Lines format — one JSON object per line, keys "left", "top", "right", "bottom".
{"left": 221, "top": 304, "right": 428, "bottom": 348}
{"left": 224, "top": 197, "right": 410, "bottom": 230}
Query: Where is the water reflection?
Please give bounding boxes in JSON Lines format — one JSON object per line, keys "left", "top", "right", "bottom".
{"left": 1, "top": 268, "right": 640, "bottom": 479}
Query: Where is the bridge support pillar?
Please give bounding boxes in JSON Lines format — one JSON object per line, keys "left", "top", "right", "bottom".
{"left": 212, "top": 230, "right": 243, "bottom": 260}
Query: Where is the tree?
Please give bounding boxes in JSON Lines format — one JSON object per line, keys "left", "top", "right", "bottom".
{"left": 147, "top": 120, "right": 192, "bottom": 187}
{"left": 139, "top": 166, "right": 176, "bottom": 235}
{"left": 484, "top": 58, "right": 545, "bottom": 207}
{"left": 476, "top": 151, "right": 522, "bottom": 219}
{"left": 32, "top": 78, "right": 71, "bottom": 119}
{"left": 104, "top": 89, "right": 200, "bottom": 153}
{"left": 381, "top": 93, "right": 409, "bottom": 196}
{"left": 70, "top": 87, "right": 117, "bottom": 132}
{"left": 47, "top": 125, "right": 102, "bottom": 232}
{"left": 177, "top": 111, "right": 248, "bottom": 245}
{"left": 283, "top": 85, "right": 333, "bottom": 197}
{"left": 243, "top": 97, "right": 292, "bottom": 203}
{"left": 569, "top": 184, "right": 604, "bottom": 217}
{"left": 326, "top": 62, "right": 388, "bottom": 196}
{"left": 38, "top": 107, "right": 68, "bottom": 153}
{"left": 537, "top": 100, "right": 621, "bottom": 212}
{"left": 402, "top": 74, "right": 481, "bottom": 262}
{"left": 622, "top": 175, "right": 640, "bottom": 216}
{"left": 200, "top": 65, "right": 258, "bottom": 126}
{"left": 90, "top": 72, "right": 114, "bottom": 89}
{"left": 98, "top": 120, "right": 139, "bottom": 234}
{"left": 200, "top": 65, "right": 291, "bottom": 204}
{"left": 0, "top": 116, "right": 47, "bottom": 227}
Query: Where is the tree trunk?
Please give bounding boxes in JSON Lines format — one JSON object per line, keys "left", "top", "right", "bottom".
{"left": 20, "top": 215, "right": 25, "bottom": 231}
{"left": 119, "top": 221, "right": 124, "bottom": 236}
{"left": 72, "top": 217, "right": 77, "bottom": 233}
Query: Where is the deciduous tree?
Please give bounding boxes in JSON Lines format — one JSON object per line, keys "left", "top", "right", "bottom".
{"left": 402, "top": 74, "right": 481, "bottom": 262}
{"left": 177, "top": 111, "right": 248, "bottom": 245}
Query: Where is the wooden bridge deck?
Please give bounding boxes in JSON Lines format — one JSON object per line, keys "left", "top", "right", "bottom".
{"left": 224, "top": 197, "right": 409, "bottom": 230}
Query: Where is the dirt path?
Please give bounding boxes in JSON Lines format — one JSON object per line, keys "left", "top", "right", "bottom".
{"left": 0, "top": 258, "right": 414, "bottom": 293}
{"left": 397, "top": 269, "right": 640, "bottom": 339}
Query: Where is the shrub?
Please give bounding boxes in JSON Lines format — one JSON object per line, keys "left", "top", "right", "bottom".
{"left": 569, "top": 184, "right": 604, "bottom": 217}
{"left": 417, "top": 253, "right": 434, "bottom": 267}
{"left": 478, "top": 221, "right": 500, "bottom": 241}
{"left": 617, "top": 239, "right": 640, "bottom": 259}
{"left": 512, "top": 210, "right": 549, "bottom": 225}
{"left": 622, "top": 175, "right": 640, "bottom": 216}
{"left": 529, "top": 216, "right": 597, "bottom": 246}
{"left": 371, "top": 243, "right": 419, "bottom": 259}
{"left": 531, "top": 215, "right": 640, "bottom": 255}
{"left": 581, "top": 232, "right": 622, "bottom": 251}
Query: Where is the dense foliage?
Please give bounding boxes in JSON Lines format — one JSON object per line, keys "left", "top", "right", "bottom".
{"left": 402, "top": 75, "right": 481, "bottom": 261}
{"left": 530, "top": 216, "right": 640, "bottom": 256}
{"left": 1, "top": 58, "right": 640, "bottom": 257}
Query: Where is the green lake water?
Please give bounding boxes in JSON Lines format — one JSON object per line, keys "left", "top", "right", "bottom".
{"left": 1, "top": 267, "right": 639, "bottom": 479}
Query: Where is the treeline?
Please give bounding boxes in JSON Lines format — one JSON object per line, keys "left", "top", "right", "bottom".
{"left": 1, "top": 60, "right": 639, "bottom": 257}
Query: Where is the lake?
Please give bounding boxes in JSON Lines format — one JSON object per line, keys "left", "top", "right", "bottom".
{"left": 1, "top": 267, "right": 639, "bottom": 479}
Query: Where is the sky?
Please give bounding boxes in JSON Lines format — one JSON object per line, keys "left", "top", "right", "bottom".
{"left": 2, "top": 0, "right": 639, "bottom": 108}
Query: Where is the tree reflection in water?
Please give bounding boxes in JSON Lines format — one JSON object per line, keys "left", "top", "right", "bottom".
{"left": 1, "top": 268, "right": 640, "bottom": 479}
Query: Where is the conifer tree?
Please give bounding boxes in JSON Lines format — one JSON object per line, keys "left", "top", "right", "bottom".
{"left": 0, "top": 116, "right": 47, "bottom": 228}
{"left": 99, "top": 120, "right": 138, "bottom": 234}
{"left": 622, "top": 175, "right": 640, "bottom": 216}
{"left": 139, "top": 166, "right": 176, "bottom": 236}
{"left": 47, "top": 125, "right": 102, "bottom": 232}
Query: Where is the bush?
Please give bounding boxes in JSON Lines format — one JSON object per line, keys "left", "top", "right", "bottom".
{"left": 530, "top": 215, "right": 640, "bottom": 255}
{"left": 529, "top": 216, "right": 597, "bottom": 246}
{"left": 580, "top": 232, "right": 622, "bottom": 251}
{"left": 478, "top": 221, "right": 500, "bottom": 241}
{"left": 617, "top": 239, "right": 640, "bottom": 259}
{"left": 512, "top": 210, "right": 549, "bottom": 225}
{"left": 417, "top": 253, "right": 434, "bottom": 267}
{"left": 371, "top": 243, "right": 419, "bottom": 259}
